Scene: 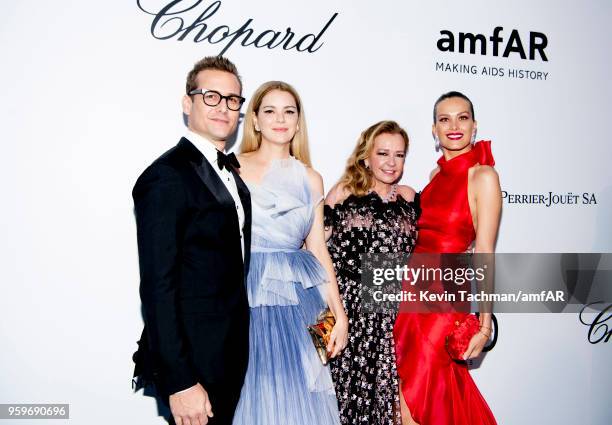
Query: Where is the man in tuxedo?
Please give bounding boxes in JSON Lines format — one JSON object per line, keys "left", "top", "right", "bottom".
{"left": 132, "top": 56, "right": 251, "bottom": 425}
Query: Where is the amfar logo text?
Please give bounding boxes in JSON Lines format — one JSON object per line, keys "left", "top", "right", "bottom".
{"left": 437, "top": 27, "right": 548, "bottom": 61}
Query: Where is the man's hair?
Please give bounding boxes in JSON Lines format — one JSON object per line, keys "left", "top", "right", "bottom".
{"left": 185, "top": 56, "right": 242, "bottom": 94}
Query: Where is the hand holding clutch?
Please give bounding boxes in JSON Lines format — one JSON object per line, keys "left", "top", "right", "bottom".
{"left": 307, "top": 308, "right": 336, "bottom": 365}
{"left": 445, "top": 314, "right": 481, "bottom": 361}
{"left": 445, "top": 313, "right": 498, "bottom": 361}
{"left": 327, "top": 310, "right": 348, "bottom": 359}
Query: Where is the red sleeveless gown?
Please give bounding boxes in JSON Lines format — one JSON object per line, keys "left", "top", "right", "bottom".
{"left": 393, "top": 141, "right": 497, "bottom": 424}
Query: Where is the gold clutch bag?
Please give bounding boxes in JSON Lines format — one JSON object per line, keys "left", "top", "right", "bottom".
{"left": 307, "top": 308, "right": 336, "bottom": 365}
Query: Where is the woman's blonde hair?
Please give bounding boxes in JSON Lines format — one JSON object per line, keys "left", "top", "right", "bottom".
{"left": 339, "top": 120, "right": 409, "bottom": 196}
{"left": 240, "top": 81, "right": 311, "bottom": 166}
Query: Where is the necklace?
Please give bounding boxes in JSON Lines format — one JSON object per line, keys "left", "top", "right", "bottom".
{"left": 369, "top": 184, "right": 397, "bottom": 203}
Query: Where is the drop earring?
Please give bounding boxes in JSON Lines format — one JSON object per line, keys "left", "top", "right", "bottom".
{"left": 471, "top": 130, "right": 477, "bottom": 145}
{"left": 434, "top": 135, "right": 441, "bottom": 152}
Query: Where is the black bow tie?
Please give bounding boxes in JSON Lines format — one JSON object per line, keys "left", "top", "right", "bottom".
{"left": 216, "top": 150, "right": 240, "bottom": 171}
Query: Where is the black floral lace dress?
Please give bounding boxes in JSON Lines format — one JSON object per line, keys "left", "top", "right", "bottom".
{"left": 324, "top": 192, "right": 419, "bottom": 425}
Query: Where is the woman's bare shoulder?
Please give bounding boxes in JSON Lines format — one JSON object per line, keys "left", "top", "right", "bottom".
{"left": 470, "top": 164, "right": 500, "bottom": 187}
{"left": 397, "top": 185, "right": 416, "bottom": 202}
{"left": 429, "top": 166, "right": 441, "bottom": 181}
{"left": 325, "top": 182, "right": 352, "bottom": 206}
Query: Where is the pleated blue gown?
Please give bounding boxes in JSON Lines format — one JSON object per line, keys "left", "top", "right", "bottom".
{"left": 233, "top": 158, "right": 340, "bottom": 425}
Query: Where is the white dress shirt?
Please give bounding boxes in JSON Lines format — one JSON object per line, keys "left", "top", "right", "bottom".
{"left": 185, "top": 130, "right": 245, "bottom": 259}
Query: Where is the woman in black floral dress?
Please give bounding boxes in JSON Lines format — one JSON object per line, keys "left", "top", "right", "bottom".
{"left": 324, "top": 121, "right": 419, "bottom": 425}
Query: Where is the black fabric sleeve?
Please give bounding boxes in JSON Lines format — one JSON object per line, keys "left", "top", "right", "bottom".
{"left": 323, "top": 204, "right": 335, "bottom": 229}
{"left": 412, "top": 191, "right": 422, "bottom": 220}
{"left": 133, "top": 164, "right": 197, "bottom": 395}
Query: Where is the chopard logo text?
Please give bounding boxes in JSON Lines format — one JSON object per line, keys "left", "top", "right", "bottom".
{"left": 137, "top": 0, "right": 338, "bottom": 55}
{"left": 579, "top": 302, "right": 612, "bottom": 344}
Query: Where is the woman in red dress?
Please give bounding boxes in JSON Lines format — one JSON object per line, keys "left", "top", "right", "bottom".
{"left": 393, "top": 92, "right": 502, "bottom": 425}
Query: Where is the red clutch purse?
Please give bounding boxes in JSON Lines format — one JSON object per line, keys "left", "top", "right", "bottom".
{"left": 445, "top": 313, "right": 498, "bottom": 362}
{"left": 445, "top": 314, "right": 480, "bottom": 361}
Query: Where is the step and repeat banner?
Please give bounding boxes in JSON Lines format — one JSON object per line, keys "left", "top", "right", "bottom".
{"left": 1, "top": 1, "right": 610, "bottom": 424}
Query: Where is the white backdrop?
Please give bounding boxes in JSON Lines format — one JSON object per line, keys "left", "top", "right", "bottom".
{"left": 1, "top": 1, "right": 611, "bottom": 424}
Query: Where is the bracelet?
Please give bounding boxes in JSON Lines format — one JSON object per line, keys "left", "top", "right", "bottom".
{"left": 479, "top": 329, "right": 492, "bottom": 338}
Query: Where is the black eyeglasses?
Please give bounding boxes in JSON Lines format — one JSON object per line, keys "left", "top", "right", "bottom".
{"left": 188, "top": 88, "right": 245, "bottom": 111}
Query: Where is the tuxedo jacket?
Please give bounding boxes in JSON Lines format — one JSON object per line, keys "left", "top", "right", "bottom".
{"left": 132, "top": 138, "right": 251, "bottom": 402}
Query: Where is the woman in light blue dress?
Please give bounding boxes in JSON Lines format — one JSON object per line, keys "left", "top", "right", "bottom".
{"left": 232, "top": 81, "right": 348, "bottom": 425}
